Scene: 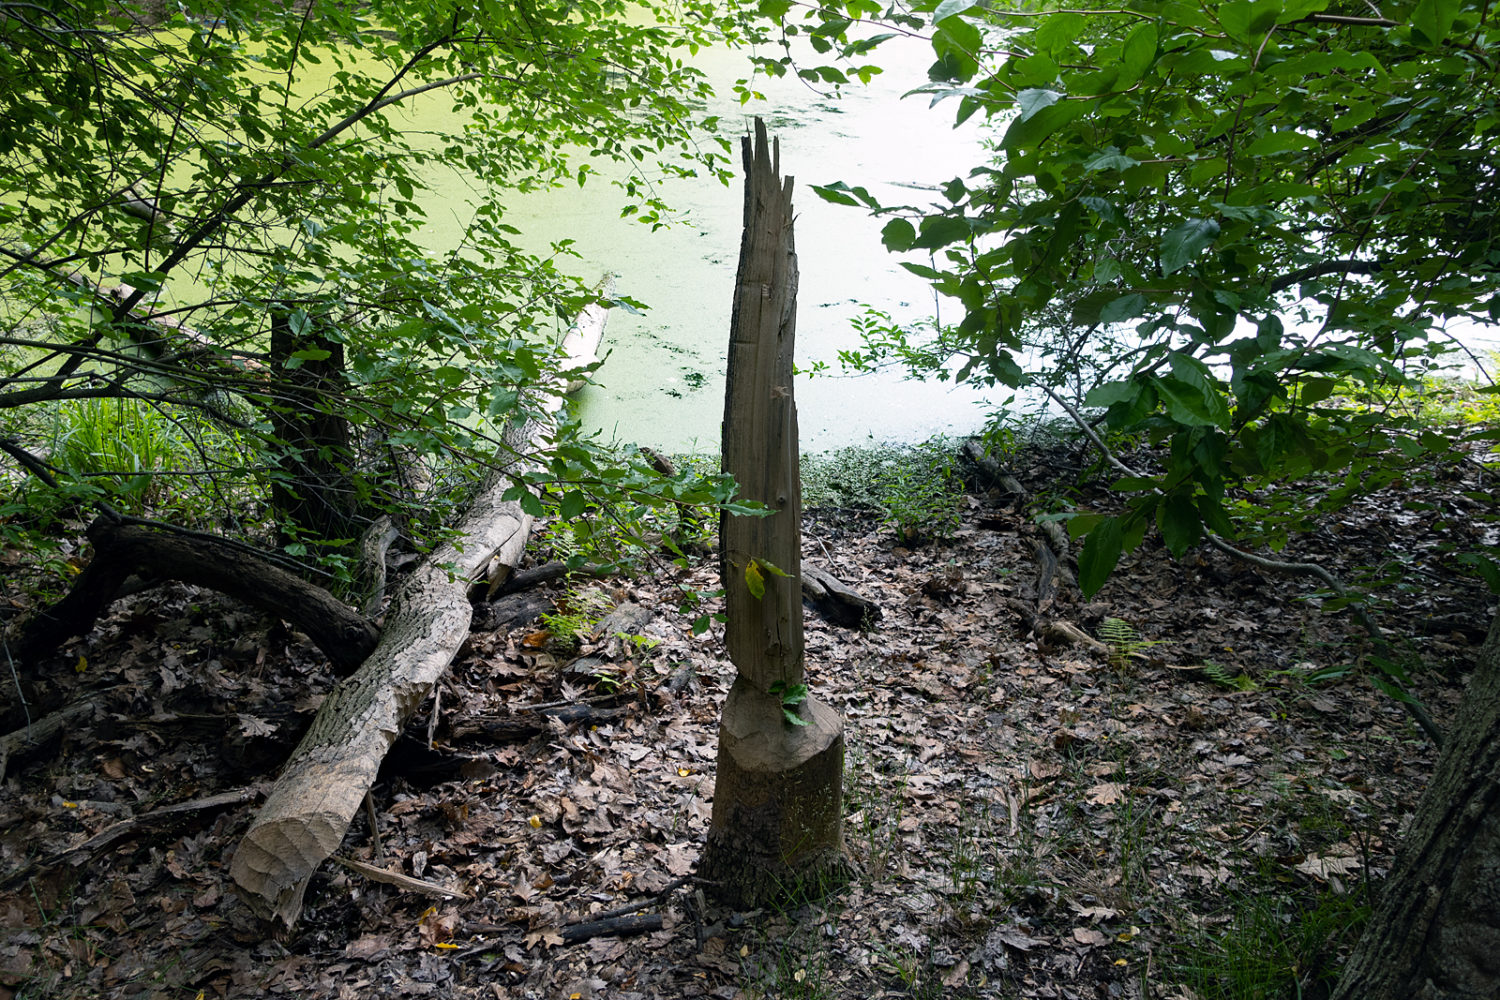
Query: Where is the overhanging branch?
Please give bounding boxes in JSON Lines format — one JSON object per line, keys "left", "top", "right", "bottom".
{"left": 1043, "top": 386, "right": 1445, "bottom": 746}
{"left": 1269, "top": 258, "right": 1387, "bottom": 295}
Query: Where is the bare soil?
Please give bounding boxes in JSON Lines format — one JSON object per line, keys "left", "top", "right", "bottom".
{"left": 0, "top": 441, "right": 1491, "bottom": 1000}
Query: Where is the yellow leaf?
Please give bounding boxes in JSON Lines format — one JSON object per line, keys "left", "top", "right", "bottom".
{"left": 62, "top": 801, "right": 77, "bottom": 809}
{"left": 434, "top": 942, "right": 458, "bottom": 950}
{"left": 75, "top": 655, "right": 87, "bottom": 673}
{"left": 528, "top": 814, "right": 542, "bottom": 828}
{"left": 419, "top": 906, "right": 437, "bottom": 919}
{"left": 744, "top": 560, "right": 765, "bottom": 600}
{"left": 739, "top": 945, "right": 750, "bottom": 957}
{"left": 677, "top": 767, "right": 692, "bottom": 776}
{"left": 1114, "top": 959, "right": 1128, "bottom": 967}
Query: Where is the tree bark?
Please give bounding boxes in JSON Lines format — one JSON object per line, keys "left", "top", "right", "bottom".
{"left": 229, "top": 469, "right": 529, "bottom": 927}
{"left": 269, "top": 309, "right": 356, "bottom": 545}
{"left": 801, "top": 563, "right": 881, "bottom": 629}
{"left": 1331, "top": 605, "right": 1500, "bottom": 1000}
{"left": 699, "top": 119, "right": 846, "bottom": 908}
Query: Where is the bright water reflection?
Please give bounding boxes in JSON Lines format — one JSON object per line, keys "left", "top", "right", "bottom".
{"left": 394, "top": 34, "right": 997, "bottom": 452}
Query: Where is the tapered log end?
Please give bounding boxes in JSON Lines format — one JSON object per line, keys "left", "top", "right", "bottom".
{"left": 230, "top": 816, "right": 345, "bottom": 928}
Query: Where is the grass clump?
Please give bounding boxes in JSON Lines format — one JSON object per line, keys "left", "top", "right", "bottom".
{"left": 1169, "top": 887, "right": 1369, "bottom": 1000}
{"left": 802, "top": 439, "right": 965, "bottom": 544}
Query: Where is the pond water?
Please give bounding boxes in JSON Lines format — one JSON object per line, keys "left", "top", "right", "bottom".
{"left": 392, "top": 34, "right": 999, "bottom": 453}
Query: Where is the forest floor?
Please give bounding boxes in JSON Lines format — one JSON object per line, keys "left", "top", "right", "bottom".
{"left": 0, "top": 436, "right": 1493, "bottom": 1000}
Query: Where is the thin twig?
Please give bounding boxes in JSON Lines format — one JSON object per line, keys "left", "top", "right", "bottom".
{"left": 364, "top": 792, "right": 384, "bottom": 863}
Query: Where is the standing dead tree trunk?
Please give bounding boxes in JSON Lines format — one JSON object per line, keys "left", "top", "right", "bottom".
{"left": 698, "top": 119, "right": 847, "bottom": 908}
{"left": 230, "top": 292, "right": 611, "bottom": 927}
{"left": 1330, "top": 604, "right": 1500, "bottom": 1000}
{"left": 269, "top": 308, "right": 357, "bottom": 545}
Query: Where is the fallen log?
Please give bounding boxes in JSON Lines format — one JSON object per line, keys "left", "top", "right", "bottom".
{"left": 228, "top": 468, "right": 529, "bottom": 926}
{"left": 0, "top": 689, "right": 118, "bottom": 783}
{"left": 449, "top": 703, "right": 627, "bottom": 744}
{"left": 801, "top": 563, "right": 881, "bottom": 629}
{"left": 230, "top": 286, "right": 613, "bottom": 928}
{"left": 13, "top": 517, "right": 378, "bottom": 674}
{"left": 561, "top": 913, "right": 662, "bottom": 945}
{"left": 482, "top": 280, "right": 612, "bottom": 598}
{"left": 960, "top": 438, "right": 1025, "bottom": 498}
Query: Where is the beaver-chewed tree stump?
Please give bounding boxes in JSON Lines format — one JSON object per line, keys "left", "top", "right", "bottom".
{"left": 699, "top": 118, "right": 848, "bottom": 908}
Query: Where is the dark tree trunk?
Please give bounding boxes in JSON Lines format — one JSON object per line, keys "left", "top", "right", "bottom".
{"left": 1332, "top": 605, "right": 1500, "bottom": 1000}
{"left": 269, "top": 310, "right": 356, "bottom": 545}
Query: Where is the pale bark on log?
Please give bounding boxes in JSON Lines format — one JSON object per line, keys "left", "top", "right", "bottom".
{"left": 229, "top": 473, "right": 524, "bottom": 925}
{"left": 1331, "top": 606, "right": 1500, "bottom": 1000}
{"left": 230, "top": 288, "right": 611, "bottom": 928}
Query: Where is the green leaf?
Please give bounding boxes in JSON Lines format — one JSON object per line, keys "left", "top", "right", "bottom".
{"left": 753, "top": 557, "right": 791, "bottom": 578}
{"left": 769, "top": 680, "right": 811, "bottom": 726}
{"left": 1078, "top": 516, "right": 1125, "bottom": 597}
{"left": 1085, "top": 151, "right": 1140, "bottom": 173}
{"left": 1158, "top": 492, "right": 1202, "bottom": 557}
{"left": 811, "top": 181, "right": 879, "bottom": 208}
{"left": 882, "top": 218, "right": 917, "bottom": 251}
{"left": 913, "top": 215, "right": 972, "bottom": 250}
{"left": 932, "top": 0, "right": 979, "bottom": 23}
{"left": 1099, "top": 293, "right": 1146, "bottom": 324}
{"left": 1002, "top": 98, "right": 1090, "bottom": 150}
{"left": 1244, "top": 130, "right": 1319, "bottom": 156}
{"left": 1160, "top": 218, "right": 1220, "bottom": 275}
{"left": 1034, "top": 13, "right": 1086, "bottom": 57}
{"left": 1156, "top": 376, "right": 1218, "bottom": 427}
{"left": 1066, "top": 512, "right": 1108, "bottom": 539}
{"left": 1168, "top": 353, "right": 1231, "bottom": 428}
{"left": 1412, "top": 0, "right": 1460, "bottom": 46}
{"left": 1015, "top": 88, "right": 1062, "bottom": 122}
{"left": 558, "top": 490, "right": 588, "bottom": 519}
{"left": 1119, "top": 23, "right": 1158, "bottom": 87}
{"left": 1084, "top": 380, "right": 1138, "bottom": 408}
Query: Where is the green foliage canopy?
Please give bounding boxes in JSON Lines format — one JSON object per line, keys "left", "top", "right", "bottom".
{"left": 0, "top": 0, "right": 761, "bottom": 551}
{"left": 795, "top": 0, "right": 1500, "bottom": 593}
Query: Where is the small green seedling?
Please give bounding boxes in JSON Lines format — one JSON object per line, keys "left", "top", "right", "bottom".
{"left": 769, "top": 680, "right": 810, "bottom": 727}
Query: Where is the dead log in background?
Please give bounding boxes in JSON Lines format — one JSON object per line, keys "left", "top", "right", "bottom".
{"left": 801, "top": 563, "right": 881, "bottom": 629}
{"left": 230, "top": 289, "right": 612, "bottom": 928}
{"left": 13, "top": 517, "right": 378, "bottom": 673}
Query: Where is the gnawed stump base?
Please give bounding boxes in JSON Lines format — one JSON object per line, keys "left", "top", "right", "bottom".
{"left": 699, "top": 677, "right": 849, "bottom": 909}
